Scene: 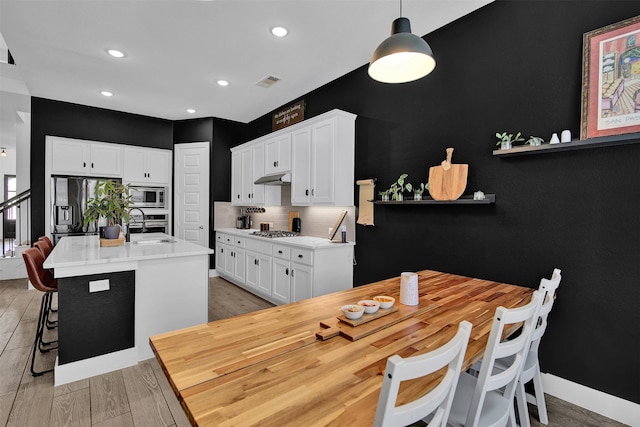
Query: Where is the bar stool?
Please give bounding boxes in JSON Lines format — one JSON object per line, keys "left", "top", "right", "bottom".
{"left": 22, "top": 247, "right": 58, "bottom": 376}
{"left": 35, "top": 237, "right": 58, "bottom": 325}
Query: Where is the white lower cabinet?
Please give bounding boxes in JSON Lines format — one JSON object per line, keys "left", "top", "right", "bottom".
{"left": 215, "top": 230, "right": 353, "bottom": 305}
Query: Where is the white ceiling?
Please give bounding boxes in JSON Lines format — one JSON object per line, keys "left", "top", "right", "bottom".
{"left": 0, "top": 0, "right": 491, "bottom": 128}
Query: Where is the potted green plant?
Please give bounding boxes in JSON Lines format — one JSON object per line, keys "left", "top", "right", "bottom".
{"left": 83, "top": 180, "right": 132, "bottom": 239}
{"left": 525, "top": 136, "right": 544, "bottom": 146}
{"left": 412, "top": 182, "right": 428, "bottom": 201}
{"left": 495, "top": 131, "right": 524, "bottom": 150}
{"left": 378, "top": 189, "right": 391, "bottom": 202}
{"left": 388, "top": 173, "right": 411, "bottom": 201}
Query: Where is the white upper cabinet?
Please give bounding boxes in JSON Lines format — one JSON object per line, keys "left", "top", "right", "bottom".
{"left": 264, "top": 133, "right": 291, "bottom": 175}
{"left": 291, "top": 111, "right": 356, "bottom": 206}
{"left": 51, "top": 137, "right": 122, "bottom": 177}
{"left": 231, "top": 109, "right": 355, "bottom": 207}
{"left": 123, "top": 147, "right": 171, "bottom": 185}
{"left": 231, "top": 142, "right": 280, "bottom": 206}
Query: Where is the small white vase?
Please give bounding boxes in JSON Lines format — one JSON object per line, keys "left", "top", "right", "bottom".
{"left": 381, "top": 194, "right": 389, "bottom": 202}
{"left": 550, "top": 133, "right": 560, "bottom": 144}
{"left": 501, "top": 141, "right": 512, "bottom": 150}
{"left": 414, "top": 193, "right": 422, "bottom": 201}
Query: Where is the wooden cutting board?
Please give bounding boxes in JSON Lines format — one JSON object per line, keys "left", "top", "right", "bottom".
{"left": 288, "top": 211, "right": 299, "bottom": 231}
{"left": 316, "top": 300, "right": 438, "bottom": 342}
{"left": 428, "top": 147, "right": 468, "bottom": 200}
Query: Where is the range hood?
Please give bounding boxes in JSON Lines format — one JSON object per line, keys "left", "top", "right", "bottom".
{"left": 254, "top": 173, "right": 291, "bottom": 185}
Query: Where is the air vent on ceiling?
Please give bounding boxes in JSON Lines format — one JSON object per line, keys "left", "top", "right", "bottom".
{"left": 256, "top": 75, "right": 280, "bottom": 88}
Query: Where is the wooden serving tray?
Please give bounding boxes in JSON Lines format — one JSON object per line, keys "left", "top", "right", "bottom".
{"left": 99, "top": 236, "right": 125, "bottom": 247}
{"left": 316, "top": 301, "right": 438, "bottom": 342}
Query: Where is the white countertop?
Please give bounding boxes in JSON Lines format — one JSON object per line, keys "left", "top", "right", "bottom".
{"left": 44, "top": 233, "right": 213, "bottom": 269}
{"left": 216, "top": 228, "right": 355, "bottom": 249}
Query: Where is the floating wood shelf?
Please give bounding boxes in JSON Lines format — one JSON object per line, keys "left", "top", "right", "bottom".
{"left": 493, "top": 133, "right": 640, "bottom": 157}
{"left": 372, "top": 194, "right": 495, "bottom": 205}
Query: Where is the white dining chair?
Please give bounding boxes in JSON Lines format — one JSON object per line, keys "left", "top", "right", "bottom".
{"left": 510, "top": 268, "right": 562, "bottom": 426}
{"left": 374, "top": 320, "right": 473, "bottom": 427}
{"left": 446, "top": 290, "right": 544, "bottom": 427}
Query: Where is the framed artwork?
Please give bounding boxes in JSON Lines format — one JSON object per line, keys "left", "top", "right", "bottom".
{"left": 580, "top": 15, "right": 640, "bottom": 140}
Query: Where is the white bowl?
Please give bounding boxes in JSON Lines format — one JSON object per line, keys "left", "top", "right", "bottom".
{"left": 341, "top": 304, "right": 364, "bottom": 320}
{"left": 373, "top": 295, "right": 396, "bottom": 309}
{"left": 358, "top": 299, "right": 380, "bottom": 314}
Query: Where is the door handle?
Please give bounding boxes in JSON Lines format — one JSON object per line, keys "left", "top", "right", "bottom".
{"left": 199, "top": 225, "right": 204, "bottom": 229}
{"left": 285, "top": 268, "right": 289, "bottom": 276}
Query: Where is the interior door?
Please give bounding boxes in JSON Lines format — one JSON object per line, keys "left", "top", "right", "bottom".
{"left": 174, "top": 142, "right": 210, "bottom": 248}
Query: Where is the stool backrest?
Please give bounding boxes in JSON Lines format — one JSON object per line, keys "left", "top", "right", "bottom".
{"left": 34, "top": 240, "right": 52, "bottom": 259}
{"left": 22, "top": 247, "right": 57, "bottom": 293}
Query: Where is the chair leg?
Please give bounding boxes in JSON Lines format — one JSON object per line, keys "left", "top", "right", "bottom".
{"left": 45, "top": 291, "right": 59, "bottom": 329}
{"left": 515, "top": 380, "right": 531, "bottom": 427}
{"left": 31, "top": 293, "right": 55, "bottom": 376}
{"left": 37, "top": 293, "right": 58, "bottom": 351}
{"left": 532, "top": 364, "right": 548, "bottom": 424}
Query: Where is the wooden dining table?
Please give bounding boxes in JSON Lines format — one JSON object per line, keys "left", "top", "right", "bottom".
{"left": 150, "top": 269, "right": 534, "bottom": 426}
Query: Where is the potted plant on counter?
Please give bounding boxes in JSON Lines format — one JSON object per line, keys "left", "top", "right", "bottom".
{"left": 83, "top": 180, "right": 131, "bottom": 239}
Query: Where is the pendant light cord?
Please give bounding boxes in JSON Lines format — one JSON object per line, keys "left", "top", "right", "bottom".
{"left": 399, "top": 0, "right": 402, "bottom": 17}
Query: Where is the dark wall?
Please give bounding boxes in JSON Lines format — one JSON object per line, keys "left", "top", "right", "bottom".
{"left": 30, "top": 97, "right": 173, "bottom": 240}
{"left": 242, "top": 1, "right": 639, "bottom": 403}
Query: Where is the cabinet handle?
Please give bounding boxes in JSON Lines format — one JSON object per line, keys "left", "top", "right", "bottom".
{"left": 237, "top": 240, "right": 241, "bottom": 244}
{"left": 91, "top": 162, "right": 94, "bottom": 168}
{"left": 83, "top": 162, "right": 86, "bottom": 168}
{"left": 285, "top": 268, "right": 289, "bottom": 276}
{"left": 220, "top": 248, "right": 223, "bottom": 253}
{"left": 291, "top": 269, "right": 294, "bottom": 277}
{"left": 298, "top": 254, "right": 303, "bottom": 258}
{"left": 305, "top": 189, "right": 309, "bottom": 196}
{"left": 278, "top": 250, "right": 283, "bottom": 254}
{"left": 311, "top": 189, "right": 315, "bottom": 196}
{"left": 273, "top": 161, "right": 277, "bottom": 167}
{"left": 237, "top": 194, "right": 240, "bottom": 199}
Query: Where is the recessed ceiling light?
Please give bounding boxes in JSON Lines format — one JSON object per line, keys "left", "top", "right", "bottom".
{"left": 106, "top": 49, "right": 126, "bottom": 58}
{"left": 271, "top": 26, "right": 288, "bottom": 37}
{"left": 217, "top": 80, "right": 229, "bottom": 87}
{"left": 187, "top": 108, "right": 196, "bottom": 114}
{"left": 100, "top": 91, "right": 113, "bottom": 97}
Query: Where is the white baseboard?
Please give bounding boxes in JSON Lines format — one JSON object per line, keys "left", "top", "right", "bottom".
{"left": 542, "top": 373, "right": 640, "bottom": 426}
{"left": 209, "top": 269, "right": 219, "bottom": 277}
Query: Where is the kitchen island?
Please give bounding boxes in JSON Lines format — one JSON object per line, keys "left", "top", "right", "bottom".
{"left": 44, "top": 233, "right": 213, "bottom": 386}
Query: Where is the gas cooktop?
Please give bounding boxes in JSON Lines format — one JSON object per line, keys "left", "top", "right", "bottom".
{"left": 250, "top": 230, "right": 300, "bottom": 238}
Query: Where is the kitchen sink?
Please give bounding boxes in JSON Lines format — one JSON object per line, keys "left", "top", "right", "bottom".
{"left": 131, "top": 238, "right": 176, "bottom": 245}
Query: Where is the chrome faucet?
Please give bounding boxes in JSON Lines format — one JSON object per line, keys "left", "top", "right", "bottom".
{"left": 128, "top": 207, "right": 146, "bottom": 235}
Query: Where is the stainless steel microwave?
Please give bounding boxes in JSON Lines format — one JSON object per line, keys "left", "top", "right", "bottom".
{"left": 129, "top": 186, "right": 166, "bottom": 208}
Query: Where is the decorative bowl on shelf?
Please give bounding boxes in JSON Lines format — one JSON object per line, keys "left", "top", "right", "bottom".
{"left": 341, "top": 304, "right": 364, "bottom": 320}
{"left": 358, "top": 299, "right": 380, "bottom": 314}
{"left": 373, "top": 296, "right": 395, "bottom": 309}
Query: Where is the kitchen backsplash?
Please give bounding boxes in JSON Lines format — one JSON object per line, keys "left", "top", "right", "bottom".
{"left": 214, "top": 187, "right": 356, "bottom": 242}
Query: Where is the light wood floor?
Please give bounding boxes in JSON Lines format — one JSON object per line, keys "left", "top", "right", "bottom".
{"left": 0, "top": 277, "right": 627, "bottom": 427}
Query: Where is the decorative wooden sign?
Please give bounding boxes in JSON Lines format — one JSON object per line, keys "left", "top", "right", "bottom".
{"left": 272, "top": 100, "right": 305, "bottom": 131}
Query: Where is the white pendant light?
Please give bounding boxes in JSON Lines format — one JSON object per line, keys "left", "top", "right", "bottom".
{"left": 0, "top": 148, "right": 6, "bottom": 157}
{"left": 368, "top": 1, "right": 436, "bottom": 84}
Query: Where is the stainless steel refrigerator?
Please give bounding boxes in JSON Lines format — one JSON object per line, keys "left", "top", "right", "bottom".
{"left": 50, "top": 176, "right": 121, "bottom": 244}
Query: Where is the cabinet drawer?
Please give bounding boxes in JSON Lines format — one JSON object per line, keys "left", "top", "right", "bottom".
{"left": 234, "top": 237, "right": 246, "bottom": 248}
{"left": 291, "top": 248, "right": 313, "bottom": 266}
{"left": 216, "top": 233, "right": 227, "bottom": 243}
{"left": 273, "top": 244, "right": 291, "bottom": 260}
{"left": 246, "top": 239, "right": 272, "bottom": 255}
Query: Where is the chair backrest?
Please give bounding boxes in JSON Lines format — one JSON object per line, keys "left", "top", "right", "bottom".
{"left": 529, "top": 268, "right": 562, "bottom": 354}
{"left": 34, "top": 240, "right": 52, "bottom": 259}
{"left": 374, "top": 320, "right": 472, "bottom": 427}
{"left": 22, "top": 247, "right": 57, "bottom": 293}
{"left": 465, "top": 290, "right": 544, "bottom": 427}
{"left": 38, "top": 235, "right": 53, "bottom": 246}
